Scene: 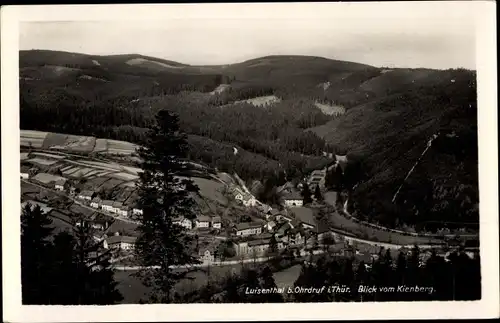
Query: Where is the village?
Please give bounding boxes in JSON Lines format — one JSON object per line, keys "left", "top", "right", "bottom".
{"left": 20, "top": 142, "right": 476, "bottom": 270}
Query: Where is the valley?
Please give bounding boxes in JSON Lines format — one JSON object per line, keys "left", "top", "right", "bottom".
{"left": 19, "top": 50, "right": 479, "bottom": 303}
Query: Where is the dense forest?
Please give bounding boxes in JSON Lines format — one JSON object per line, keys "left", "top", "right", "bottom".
{"left": 19, "top": 50, "right": 479, "bottom": 231}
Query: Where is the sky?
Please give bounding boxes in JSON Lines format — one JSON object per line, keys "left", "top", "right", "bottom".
{"left": 18, "top": 3, "right": 478, "bottom": 69}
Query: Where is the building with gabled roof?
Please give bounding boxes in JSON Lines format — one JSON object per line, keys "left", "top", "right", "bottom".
{"left": 235, "top": 222, "right": 263, "bottom": 237}
{"left": 283, "top": 190, "right": 303, "bottom": 207}
{"left": 78, "top": 190, "right": 96, "bottom": 201}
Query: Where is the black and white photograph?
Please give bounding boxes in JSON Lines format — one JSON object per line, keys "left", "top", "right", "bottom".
{"left": 2, "top": 2, "right": 498, "bottom": 322}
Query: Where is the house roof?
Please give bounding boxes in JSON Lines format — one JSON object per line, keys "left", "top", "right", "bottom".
{"left": 283, "top": 190, "right": 302, "bottom": 200}
{"left": 112, "top": 201, "right": 125, "bottom": 208}
{"left": 212, "top": 216, "right": 221, "bottom": 223}
{"left": 197, "top": 241, "right": 218, "bottom": 255}
{"left": 55, "top": 179, "right": 67, "bottom": 186}
{"left": 106, "top": 235, "right": 137, "bottom": 245}
{"left": 269, "top": 209, "right": 281, "bottom": 215}
{"left": 32, "top": 173, "right": 65, "bottom": 184}
{"left": 101, "top": 200, "right": 114, "bottom": 206}
{"left": 235, "top": 222, "right": 262, "bottom": 231}
{"left": 20, "top": 165, "right": 31, "bottom": 173}
{"left": 79, "top": 190, "right": 95, "bottom": 197}
{"left": 266, "top": 221, "right": 276, "bottom": 228}
{"left": 248, "top": 239, "right": 271, "bottom": 247}
{"left": 197, "top": 215, "right": 211, "bottom": 222}
{"left": 291, "top": 207, "right": 316, "bottom": 228}
{"left": 91, "top": 197, "right": 102, "bottom": 203}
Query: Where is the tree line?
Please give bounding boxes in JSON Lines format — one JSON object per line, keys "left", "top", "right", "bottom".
{"left": 21, "top": 204, "right": 123, "bottom": 305}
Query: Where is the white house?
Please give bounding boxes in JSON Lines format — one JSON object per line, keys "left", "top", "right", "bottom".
{"left": 90, "top": 197, "right": 102, "bottom": 209}
{"left": 235, "top": 222, "right": 263, "bottom": 237}
{"left": 198, "top": 247, "right": 216, "bottom": 263}
{"left": 235, "top": 238, "right": 284, "bottom": 257}
{"left": 103, "top": 235, "right": 136, "bottom": 250}
{"left": 233, "top": 188, "right": 258, "bottom": 207}
{"left": 283, "top": 191, "right": 303, "bottom": 208}
{"left": 196, "top": 216, "right": 211, "bottom": 228}
{"left": 112, "top": 202, "right": 129, "bottom": 217}
{"left": 265, "top": 221, "right": 277, "bottom": 232}
{"left": 132, "top": 208, "right": 143, "bottom": 216}
{"left": 173, "top": 217, "right": 193, "bottom": 230}
{"left": 212, "top": 216, "right": 222, "bottom": 229}
{"left": 20, "top": 165, "right": 31, "bottom": 179}
{"left": 101, "top": 200, "right": 115, "bottom": 213}
{"left": 54, "top": 178, "right": 68, "bottom": 191}
{"left": 78, "top": 190, "right": 96, "bottom": 201}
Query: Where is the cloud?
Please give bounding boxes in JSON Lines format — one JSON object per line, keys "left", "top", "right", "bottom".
{"left": 19, "top": 4, "right": 477, "bottom": 69}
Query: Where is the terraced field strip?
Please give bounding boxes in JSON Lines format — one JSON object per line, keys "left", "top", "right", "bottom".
{"left": 20, "top": 130, "right": 49, "bottom": 148}
{"left": 32, "top": 152, "right": 66, "bottom": 159}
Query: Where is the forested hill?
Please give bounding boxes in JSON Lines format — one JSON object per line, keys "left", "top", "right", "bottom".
{"left": 20, "top": 49, "right": 478, "bottom": 232}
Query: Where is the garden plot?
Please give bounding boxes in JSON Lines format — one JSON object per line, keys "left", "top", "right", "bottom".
{"left": 20, "top": 152, "right": 30, "bottom": 160}
{"left": 43, "top": 132, "right": 68, "bottom": 149}
{"left": 108, "top": 172, "right": 139, "bottom": 181}
{"left": 20, "top": 130, "right": 48, "bottom": 148}
{"left": 51, "top": 135, "right": 96, "bottom": 153}
{"left": 68, "top": 167, "right": 95, "bottom": 178}
{"left": 27, "top": 158, "right": 58, "bottom": 166}
{"left": 93, "top": 139, "right": 108, "bottom": 153}
{"left": 98, "top": 178, "right": 125, "bottom": 191}
{"left": 122, "top": 166, "right": 142, "bottom": 175}
{"left": 114, "top": 188, "right": 135, "bottom": 202}
{"left": 94, "top": 170, "right": 114, "bottom": 177}
{"left": 87, "top": 177, "right": 111, "bottom": 189}
{"left": 60, "top": 165, "right": 74, "bottom": 172}
{"left": 69, "top": 203, "right": 96, "bottom": 218}
{"left": 107, "top": 140, "right": 138, "bottom": 155}
{"left": 32, "top": 173, "right": 65, "bottom": 185}
{"left": 81, "top": 169, "right": 103, "bottom": 178}
{"left": 32, "top": 152, "right": 66, "bottom": 160}
{"left": 122, "top": 181, "right": 137, "bottom": 188}
{"left": 76, "top": 160, "right": 123, "bottom": 172}
{"left": 62, "top": 166, "right": 82, "bottom": 176}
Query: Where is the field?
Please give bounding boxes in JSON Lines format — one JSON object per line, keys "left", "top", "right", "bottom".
{"left": 108, "top": 172, "right": 139, "bottom": 181}
{"left": 26, "top": 157, "right": 58, "bottom": 166}
{"left": 42, "top": 132, "right": 68, "bottom": 149}
{"left": 68, "top": 203, "right": 96, "bottom": 218}
{"left": 107, "top": 139, "right": 138, "bottom": 155}
{"left": 31, "top": 172, "right": 65, "bottom": 184}
{"left": 20, "top": 130, "right": 48, "bottom": 148}
{"left": 31, "top": 152, "right": 66, "bottom": 159}
{"left": 98, "top": 178, "right": 126, "bottom": 191}
{"left": 94, "top": 139, "right": 108, "bottom": 152}
{"left": 21, "top": 130, "right": 139, "bottom": 156}
{"left": 314, "top": 102, "right": 346, "bottom": 116}
{"left": 234, "top": 95, "right": 281, "bottom": 107}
